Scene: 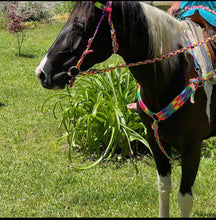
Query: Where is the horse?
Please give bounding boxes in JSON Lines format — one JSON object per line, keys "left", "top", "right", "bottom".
{"left": 35, "top": 1, "right": 216, "bottom": 217}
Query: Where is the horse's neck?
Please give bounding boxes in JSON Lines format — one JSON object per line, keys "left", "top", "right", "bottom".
{"left": 116, "top": 32, "right": 181, "bottom": 108}
{"left": 118, "top": 41, "right": 188, "bottom": 111}
{"left": 113, "top": 1, "right": 189, "bottom": 110}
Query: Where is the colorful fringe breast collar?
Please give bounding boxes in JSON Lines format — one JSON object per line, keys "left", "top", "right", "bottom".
{"left": 137, "top": 72, "right": 215, "bottom": 163}
{"left": 137, "top": 82, "right": 199, "bottom": 123}
{"left": 137, "top": 82, "right": 200, "bottom": 163}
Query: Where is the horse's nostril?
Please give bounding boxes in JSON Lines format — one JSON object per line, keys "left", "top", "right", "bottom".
{"left": 39, "top": 71, "right": 46, "bottom": 81}
{"left": 35, "top": 66, "right": 43, "bottom": 79}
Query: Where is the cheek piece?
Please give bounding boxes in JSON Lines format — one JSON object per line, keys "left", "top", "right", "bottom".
{"left": 67, "top": 1, "right": 117, "bottom": 88}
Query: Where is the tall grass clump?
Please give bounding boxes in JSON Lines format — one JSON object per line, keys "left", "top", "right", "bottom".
{"left": 43, "top": 63, "right": 151, "bottom": 169}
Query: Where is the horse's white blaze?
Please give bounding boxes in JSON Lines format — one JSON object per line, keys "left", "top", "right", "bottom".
{"left": 157, "top": 173, "right": 171, "bottom": 217}
{"left": 35, "top": 54, "right": 48, "bottom": 78}
{"left": 177, "top": 191, "right": 193, "bottom": 217}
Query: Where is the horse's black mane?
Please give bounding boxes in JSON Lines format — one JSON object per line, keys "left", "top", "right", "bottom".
{"left": 121, "top": 1, "right": 148, "bottom": 39}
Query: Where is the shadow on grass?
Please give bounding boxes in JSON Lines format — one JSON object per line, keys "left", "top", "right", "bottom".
{"left": 0, "top": 102, "right": 6, "bottom": 107}
{"left": 17, "top": 53, "right": 36, "bottom": 58}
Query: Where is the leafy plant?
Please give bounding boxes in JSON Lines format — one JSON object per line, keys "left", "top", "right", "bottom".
{"left": 202, "top": 139, "right": 216, "bottom": 158}
{"left": 4, "top": 3, "right": 26, "bottom": 56}
{"left": 43, "top": 65, "right": 151, "bottom": 169}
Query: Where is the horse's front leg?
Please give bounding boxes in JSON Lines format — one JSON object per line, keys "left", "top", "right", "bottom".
{"left": 148, "top": 133, "right": 172, "bottom": 217}
{"left": 157, "top": 171, "right": 171, "bottom": 217}
{"left": 178, "top": 140, "right": 201, "bottom": 217}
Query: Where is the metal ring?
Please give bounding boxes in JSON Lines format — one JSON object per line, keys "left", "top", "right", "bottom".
{"left": 67, "top": 66, "right": 80, "bottom": 76}
{"left": 195, "top": 66, "right": 200, "bottom": 73}
{"left": 152, "top": 114, "right": 159, "bottom": 122}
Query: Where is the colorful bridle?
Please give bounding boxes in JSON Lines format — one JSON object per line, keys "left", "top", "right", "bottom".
{"left": 68, "top": 1, "right": 118, "bottom": 87}
{"left": 68, "top": 1, "right": 216, "bottom": 163}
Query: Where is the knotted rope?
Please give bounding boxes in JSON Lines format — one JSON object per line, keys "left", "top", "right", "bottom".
{"left": 80, "top": 34, "right": 216, "bottom": 76}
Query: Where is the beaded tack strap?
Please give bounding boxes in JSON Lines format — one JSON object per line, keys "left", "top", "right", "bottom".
{"left": 176, "top": 5, "right": 216, "bottom": 17}
{"left": 137, "top": 73, "right": 216, "bottom": 120}
{"left": 93, "top": 1, "right": 112, "bottom": 12}
{"left": 137, "top": 82, "right": 198, "bottom": 122}
{"left": 82, "top": 34, "right": 216, "bottom": 76}
{"left": 80, "top": 4, "right": 216, "bottom": 76}
{"left": 137, "top": 71, "right": 215, "bottom": 163}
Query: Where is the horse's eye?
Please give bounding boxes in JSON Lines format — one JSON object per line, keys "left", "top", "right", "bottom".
{"left": 73, "top": 21, "right": 84, "bottom": 32}
{"left": 77, "top": 22, "right": 84, "bottom": 30}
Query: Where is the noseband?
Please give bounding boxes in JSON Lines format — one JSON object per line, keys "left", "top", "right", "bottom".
{"left": 68, "top": 1, "right": 119, "bottom": 87}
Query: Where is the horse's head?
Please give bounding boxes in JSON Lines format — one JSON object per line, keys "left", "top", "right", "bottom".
{"left": 35, "top": 1, "right": 115, "bottom": 89}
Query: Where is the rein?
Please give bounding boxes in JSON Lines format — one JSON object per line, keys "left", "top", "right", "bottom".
{"left": 68, "top": 1, "right": 216, "bottom": 163}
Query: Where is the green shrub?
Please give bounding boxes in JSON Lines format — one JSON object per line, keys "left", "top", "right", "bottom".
{"left": 43, "top": 62, "right": 151, "bottom": 169}
{"left": 156, "top": 5, "right": 171, "bottom": 12}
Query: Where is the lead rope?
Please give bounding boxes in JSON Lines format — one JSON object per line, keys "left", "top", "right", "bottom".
{"left": 79, "top": 35, "right": 216, "bottom": 76}
{"left": 76, "top": 4, "right": 216, "bottom": 77}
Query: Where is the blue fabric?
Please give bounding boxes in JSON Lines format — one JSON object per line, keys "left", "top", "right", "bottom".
{"left": 179, "top": 1, "right": 216, "bottom": 27}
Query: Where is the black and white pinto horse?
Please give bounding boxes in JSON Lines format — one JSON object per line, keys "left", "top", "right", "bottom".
{"left": 35, "top": 1, "right": 216, "bottom": 217}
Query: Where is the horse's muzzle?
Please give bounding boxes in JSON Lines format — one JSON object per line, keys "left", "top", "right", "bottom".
{"left": 37, "top": 69, "right": 71, "bottom": 90}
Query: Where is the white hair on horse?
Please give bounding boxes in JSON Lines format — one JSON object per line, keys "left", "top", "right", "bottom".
{"left": 140, "top": 2, "right": 188, "bottom": 73}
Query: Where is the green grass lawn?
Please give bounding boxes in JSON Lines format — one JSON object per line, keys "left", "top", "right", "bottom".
{"left": 0, "top": 20, "right": 216, "bottom": 218}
